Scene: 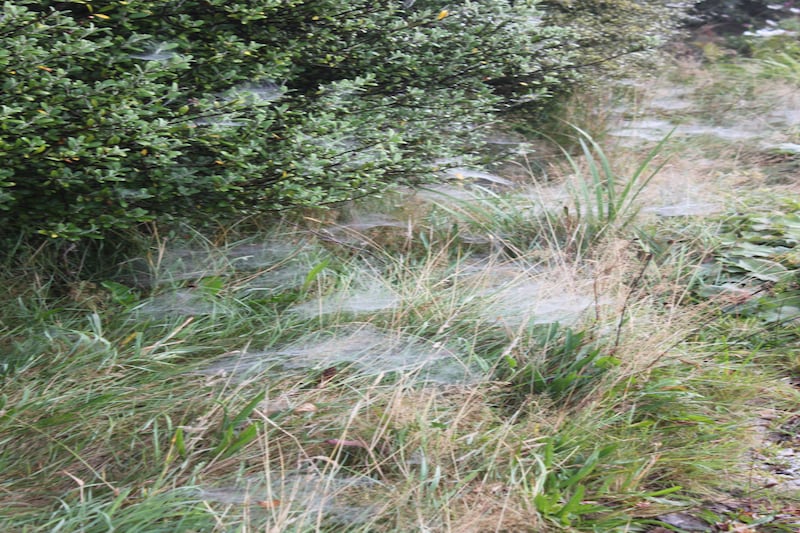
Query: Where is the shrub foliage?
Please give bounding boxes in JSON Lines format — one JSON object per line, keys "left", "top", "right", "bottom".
{"left": 1, "top": 1, "right": 684, "bottom": 240}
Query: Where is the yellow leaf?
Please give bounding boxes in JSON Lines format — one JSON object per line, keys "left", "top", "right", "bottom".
{"left": 437, "top": 9, "right": 449, "bottom": 20}
{"left": 140, "top": 148, "right": 148, "bottom": 156}
{"left": 94, "top": 13, "right": 110, "bottom": 20}
{"left": 120, "top": 332, "right": 138, "bottom": 347}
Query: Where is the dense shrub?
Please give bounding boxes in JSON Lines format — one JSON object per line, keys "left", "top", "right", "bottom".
{"left": 540, "top": 0, "right": 685, "bottom": 71}
{"left": 0, "top": 1, "right": 687, "bottom": 241}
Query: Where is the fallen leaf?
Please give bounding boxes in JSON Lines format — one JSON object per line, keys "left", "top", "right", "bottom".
{"left": 295, "top": 402, "right": 317, "bottom": 413}
{"left": 319, "top": 366, "right": 337, "bottom": 386}
{"left": 658, "top": 512, "right": 710, "bottom": 531}
{"left": 256, "top": 499, "right": 280, "bottom": 509}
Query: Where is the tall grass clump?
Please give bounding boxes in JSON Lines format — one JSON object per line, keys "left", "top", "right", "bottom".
{"left": 1, "top": 186, "right": 794, "bottom": 531}
{"left": 426, "top": 127, "right": 672, "bottom": 262}
{"left": 555, "top": 126, "right": 673, "bottom": 255}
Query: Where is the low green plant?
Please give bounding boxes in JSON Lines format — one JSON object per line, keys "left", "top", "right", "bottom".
{"left": 499, "top": 323, "right": 619, "bottom": 408}
{"left": 213, "top": 389, "right": 266, "bottom": 459}
{"left": 2, "top": 209, "right": 797, "bottom": 531}
{"left": 754, "top": 51, "right": 800, "bottom": 84}
{"left": 531, "top": 438, "right": 616, "bottom": 527}
{"left": 424, "top": 187, "right": 546, "bottom": 259}
{"left": 697, "top": 198, "right": 800, "bottom": 324}
{"left": 15, "top": 487, "right": 213, "bottom": 533}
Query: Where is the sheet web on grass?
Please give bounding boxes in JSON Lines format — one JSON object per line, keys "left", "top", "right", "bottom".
{"left": 133, "top": 288, "right": 219, "bottom": 318}
{"left": 455, "top": 259, "right": 605, "bottom": 327}
{"left": 320, "top": 212, "right": 408, "bottom": 247}
{"left": 129, "top": 238, "right": 320, "bottom": 316}
{"left": 202, "top": 324, "right": 482, "bottom": 384}
{"left": 125, "top": 238, "right": 311, "bottom": 286}
{"left": 485, "top": 281, "right": 596, "bottom": 326}
{"left": 196, "top": 471, "right": 383, "bottom": 527}
{"left": 290, "top": 280, "right": 400, "bottom": 317}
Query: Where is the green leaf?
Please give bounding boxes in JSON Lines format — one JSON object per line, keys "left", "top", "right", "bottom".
{"left": 562, "top": 450, "right": 599, "bottom": 490}
{"left": 198, "top": 276, "right": 225, "bottom": 296}
{"left": 101, "top": 280, "right": 139, "bottom": 306}
{"left": 727, "top": 257, "right": 788, "bottom": 282}
{"left": 221, "top": 423, "right": 260, "bottom": 458}
{"left": 302, "top": 258, "right": 330, "bottom": 292}
{"left": 557, "top": 484, "right": 585, "bottom": 525}
{"left": 229, "top": 390, "right": 267, "bottom": 430}
{"left": 642, "top": 485, "right": 683, "bottom": 498}
{"left": 173, "top": 427, "right": 187, "bottom": 459}
{"left": 534, "top": 492, "right": 559, "bottom": 515}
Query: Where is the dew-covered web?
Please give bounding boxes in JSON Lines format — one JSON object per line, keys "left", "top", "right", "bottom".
{"left": 129, "top": 238, "right": 316, "bottom": 316}
{"left": 196, "top": 471, "right": 382, "bottom": 526}
{"left": 290, "top": 280, "right": 400, "bottom": 317}
{"left": 201, "top": 324, "right": 481, "bottom": 384}
{"left": 132, "top": 288, "right": 219, "bottom": 318}
{"left": 456, "top": 259, "right": 604, "bottom": 327}
{"left": 318, "top": 212, "right": 408, "bottom": 247}
{"left": 337, "top": 213, "right": 407, "bottom": 231}
{"left": 129, "top": 42, "right": 179, "bottom": 61}
{"left": 443, "top": 167, "right": 515, "bottom": 187}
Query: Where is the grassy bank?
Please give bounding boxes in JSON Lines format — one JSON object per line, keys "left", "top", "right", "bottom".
{"left": 1, "top": 36, "right": 799, "bottom": 532}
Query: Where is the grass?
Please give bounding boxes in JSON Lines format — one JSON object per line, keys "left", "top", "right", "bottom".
{"left": 2, "top": 39, "right": 800, "bottom": 532}
{"left": 2, "top": 206, "right": 796, "bottom": 532}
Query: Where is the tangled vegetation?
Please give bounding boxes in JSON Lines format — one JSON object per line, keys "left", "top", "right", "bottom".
{"left": 2, "top": 2, "right": 799, "bottom": 532}
{"left": 0, "top": 0, "right": 685, "bottom": 241}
